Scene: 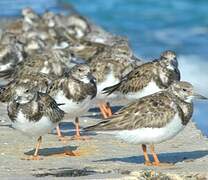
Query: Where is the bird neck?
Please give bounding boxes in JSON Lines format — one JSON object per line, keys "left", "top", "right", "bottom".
{"left": 171, "top": 93, "right": 193, "bottom": 125}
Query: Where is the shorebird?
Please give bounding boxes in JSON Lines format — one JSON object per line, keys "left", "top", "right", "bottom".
{"left": 0, "top": 72, "right": 52, "bottom": 103}
{"left": 103, "top": 50, "right": 180, "bottom": 101}
{"left": 13, "top": 48, "right": 72, "bottom": 79}
{"left": 0, "top": 36, "right": 26, "bottom": 85}
{"left": 89, "top": 40, "right": 141, "bottom": 118}
{"left": 48, "top": 64, "right": 97, "bottom": 141}
{"left": 7, "top": 82, "right": 65, "bottom": 160}
{"left": 84, "top": 81, "right": 207, "bottom": 166}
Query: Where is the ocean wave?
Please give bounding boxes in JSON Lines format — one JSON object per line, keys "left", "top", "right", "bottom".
{"left": 179, "top": 55, "right": 208, "bottom": 97}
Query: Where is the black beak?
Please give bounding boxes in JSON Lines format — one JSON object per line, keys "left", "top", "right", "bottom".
{"left": 194, "top": 93, "right": 208, "bottom": 100}
{"left": 171, "top": 58, "right": 178, "bottom": 67}
{"left": 87, "top": 73, "right": 96, "bottom": 82}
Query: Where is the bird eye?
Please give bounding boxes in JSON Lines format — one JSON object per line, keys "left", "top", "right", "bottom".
{"left": 78, "top": 68, "right": 82, "bottom": 72}
{"left": 25, "top": 89, "right": 29, "bottom": 93}
{"left": 183, "top": 88, "right": 187, "bottom": 92}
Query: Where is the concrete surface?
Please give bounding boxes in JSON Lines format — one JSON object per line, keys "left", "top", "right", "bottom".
{"left": 0, "top": 100, "right": 208, "bottom": 179}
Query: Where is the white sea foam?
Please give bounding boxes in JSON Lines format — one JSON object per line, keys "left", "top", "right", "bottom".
{"left": 178, "top": 55, "right": 208, "bottom": 97}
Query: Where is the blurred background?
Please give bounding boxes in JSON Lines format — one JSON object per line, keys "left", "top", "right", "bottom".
{"left": 0, "top": 0, "right": 207, "bottom": 135}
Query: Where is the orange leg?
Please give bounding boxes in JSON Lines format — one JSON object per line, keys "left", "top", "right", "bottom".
{"left": 142, "top": 144, "right": 152, "bottom": 166}
{"left": 150, "top": 144, "right": 160, "bottom": 166}
{"left": 22, "top": 136, "right": 43, "bottom": 160}
{"left": 99, "top": 102, "right": 112, "bottom": 118}
{"left": 149, "top": 144, "right": 173, "bottom": 167}
{"left": 106, "top": 102, "right": 112, "bottom": 117}
{"left": 99, "top": 103, "right": 108, "bottom": 118}
{"left": 70, "top": 117, "right": 90, "bottom": 141}
{"left": 56, "top": 125, "right": 69, "bottom": 142}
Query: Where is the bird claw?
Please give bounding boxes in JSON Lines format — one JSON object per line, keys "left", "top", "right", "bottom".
{"left": 70, "top": 135, "right": 91, "bottom": 141}
{"left": 21, "top": 155, "right": 43, "bottom": 161}
{"left": 64, "top": 150, "right": 80, "bottom": 156}
{"left": 58, "top": 136, "right": 70, "bottom": 143}
{"left": 144, "top": 161, "right": 152, "bottom": 166}
{"left": 152, "top": 162, "right": 174, "bottom": 167}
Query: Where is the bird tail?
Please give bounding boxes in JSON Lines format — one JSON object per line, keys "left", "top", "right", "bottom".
{"left": 102, "top": 82, "right": 121, "bottom": 95}
{"left": 57, "top": 103, "right": 65, "bottom": 106}
{"left": 83, "top": 120, "right": 109, "bottom": 131}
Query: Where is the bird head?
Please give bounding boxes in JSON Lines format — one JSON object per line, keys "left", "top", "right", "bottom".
{"left": 168, "top": 81, "right": 207, "bottom": 103}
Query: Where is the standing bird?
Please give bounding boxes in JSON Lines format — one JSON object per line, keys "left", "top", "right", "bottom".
{"left": 89, "top": 40, "right": 141, "bottom": 118}
{"left": 48, "top": 64, "right": 97, "bottom": 140}
{"left": 0, "top": 38, "right": 26, "bottom": 85}
{"left": 85, "top": 81, "right": 207, "bottom": 166}
{"left": 103, "top": 50, "right": 180, "bottom": 100}
{"left": 7, "top": 83, "right": 65, "bottom": 160}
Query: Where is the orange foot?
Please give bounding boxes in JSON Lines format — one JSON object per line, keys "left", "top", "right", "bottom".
{"left": 46, "top": 150, "right": 81, "bottom": 157}
{"left": 64, "top": 150, "right": 80, "bottom": 156}
{"left": 144, "top": 161, "right": 152, "bottom": 166}
{"left": 152, "top": 162, "right": 174, "bottom": 167}
{"left": 70, "top": 135, "right": 91, "bottom": 141}
{"left": 21, "top": 155, "right": 43, "bottom": 160}
{"left": 58, "top": 136, "right": 71, "bottom": 143}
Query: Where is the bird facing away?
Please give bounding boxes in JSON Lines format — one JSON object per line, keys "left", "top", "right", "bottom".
{"left": 102, "top": 50, "right": 180, "bottom": 100}
{"left": 89, "top": 41, "right": 141, "bottom": 118}
{"left": 7, "top": 83, "right": 65, "bottom": 160}
{"left": 84, "top": 81, "right": 207, "bottom": 166}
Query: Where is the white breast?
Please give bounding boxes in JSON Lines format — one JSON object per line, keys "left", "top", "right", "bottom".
{"left": 12, "top": 111, "right": 56, "bottom": 137}
{"left": 125, "top": 80, "right": 162, "bottom": 100}
{"left": 54, "top": 90, "right": 93, "bottom": 117}
{"left": 40, "top": 66, "right": 50, "bottom": 74}
{"left": 96, "top": 72, "right": 120, "bottom": 100}
{"left": 115, "top": 113, "right": 184, "bottom": 144}
{"left": 0, "top": 62, "right": 12, "bottom": 71}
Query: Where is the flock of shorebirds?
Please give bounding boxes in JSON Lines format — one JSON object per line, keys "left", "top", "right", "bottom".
{"left": 0, "top": 7, "right": 207, "bottom": 166}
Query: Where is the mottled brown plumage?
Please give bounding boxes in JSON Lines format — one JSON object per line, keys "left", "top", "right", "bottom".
{"left": 13, "top": 49, "right": 71, "bottom": 79}
{"left": 0, "top": 73, "right": 52, "bottom": 103}
{"left": 7, "top": 84, "right": 64, "bottom": 123}
{"left": 85, "top": 81, "right": 198, "bottom": 132}
{"left": 89, "top": 43, "right": 141, "bottom": 84}
{"left": 103, "top": 50, "right": 180, "bottom": 95}
{"left": 48, "top": 64, "right": 97, "bottom": 103}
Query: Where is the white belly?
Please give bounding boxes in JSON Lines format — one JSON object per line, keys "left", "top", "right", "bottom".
{"left": 125, "top": 80, "right": 162, "bottom": 100}
{"left": 0, "top": 62, "right": 12, "bottom": 71}
{"left": 96, "top": 72, "right": 120, "bottom": 100}
{"left": 12, "top": 111, "right": 56, "bottom": 137}
{"left": 115, "top": 113, "right": 184, "bottom": 144}
{"left": 54, "top": 91, "right": 93, "bottom": 117}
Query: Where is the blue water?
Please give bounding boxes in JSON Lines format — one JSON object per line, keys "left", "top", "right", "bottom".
{"left": 0, "top": 0, "right": 207, "bottom": 136}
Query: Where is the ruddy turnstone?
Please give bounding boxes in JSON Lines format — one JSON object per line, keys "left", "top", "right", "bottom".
{"left": 48, "top": 64, "right": 97, "bottom": 140}
{"left": 14, "top": 48, "right": 72, "bottom": 79}
{"left": 0, "top": 73, "right": 52, "bottom": 103}
{"left": 84, "top": 81, "right": 207, "bottom": 166}
{"left": 7, "top": 82, "right": 65, "bottom": 160}
{"left": 68, "top": 40, "right": 106, "bottom": 62}
{"left": 89, "top": 41, "right": 141, "bottom": 118}
{"left": 0, "top": 36, "right": 26, "bottom": 84}
{"left": 54, "top": 13, "right": 91, "bottom": 40}
{"left": 103, "top": 50, "right": 180, "bottom": 100}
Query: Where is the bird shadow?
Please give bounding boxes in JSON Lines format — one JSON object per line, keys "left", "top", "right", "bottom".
{"left": 32, "top": 167, "right": 97, "bottom": 177}
{"left": 94, "top": 150, "right": 208, "bottom": 164}
{"left": 0, "top": 124, "right": 12, "bottom": 128}
{"left": 25, "top": 145, "right": 79, "bottom": 157}
{"left": 49, "top": 122, "right": 96, "bottom": 137}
